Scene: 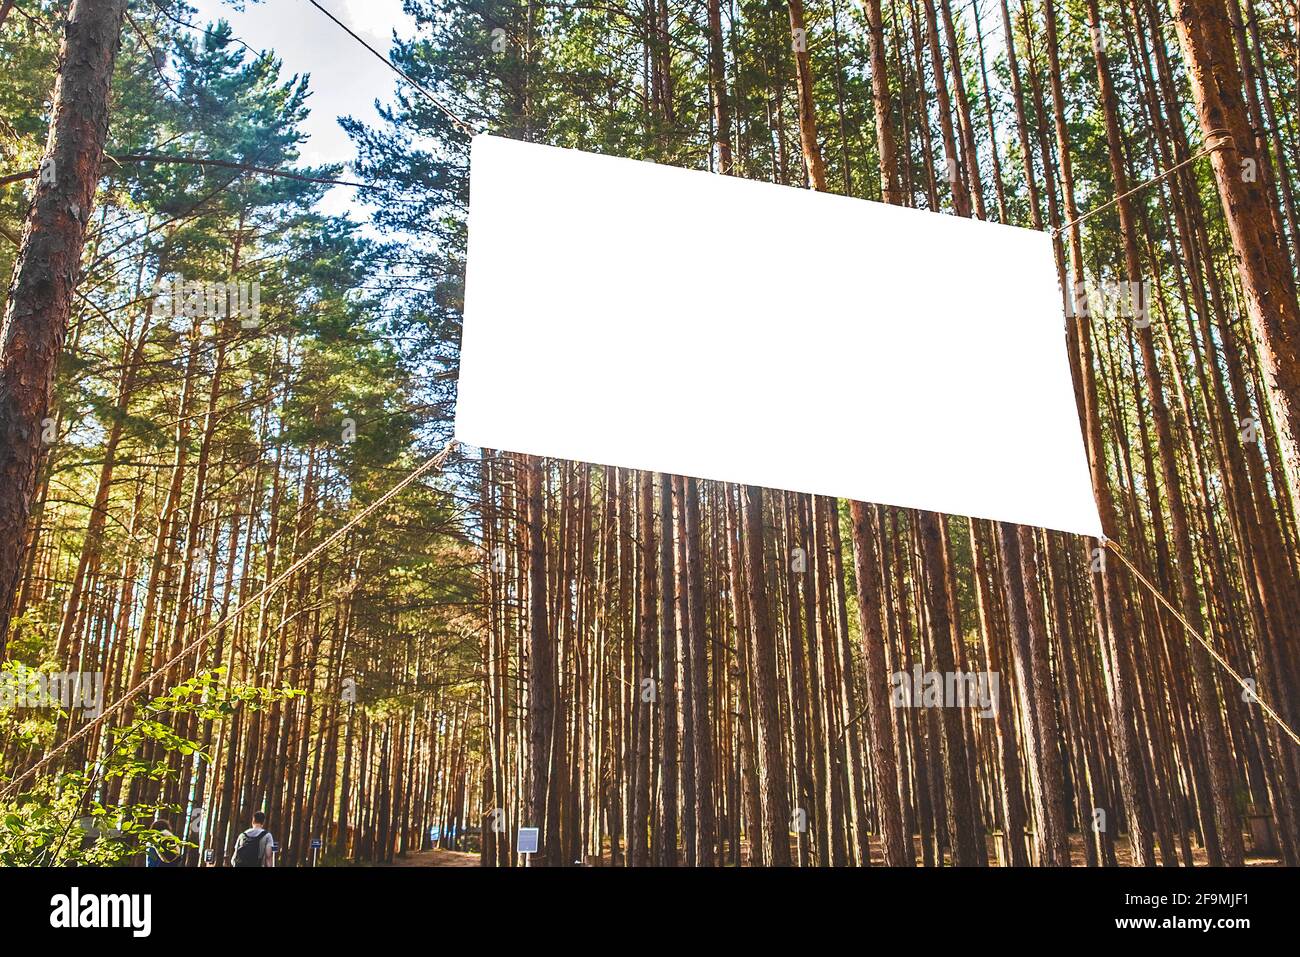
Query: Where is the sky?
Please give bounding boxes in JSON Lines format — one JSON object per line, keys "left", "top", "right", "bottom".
{"left": 187, "top": 0, "right": 416, "bottom": 220}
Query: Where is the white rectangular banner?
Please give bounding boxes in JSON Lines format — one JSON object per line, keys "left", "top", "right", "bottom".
{"left": 455, "top": 135, "right": 1103, "bottom": 538}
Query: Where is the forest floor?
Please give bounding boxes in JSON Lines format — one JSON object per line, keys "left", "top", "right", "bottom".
{"left": 574, "top": 833, "right": 1281, "bottom": 866}
{"left": 387, "top": 848, "right": 480, "bottom": 867}
{"left": 361, "top": 834, "right": 1282, "bottom": 867}
{"left": 358, "top": 837, "right": 1279, "bottom": 868}
{"left": 1055, "top": 834, "right": 1277, "bottom": 867}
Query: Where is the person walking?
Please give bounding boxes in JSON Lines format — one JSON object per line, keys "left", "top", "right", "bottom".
{"left": 230, "top": 811, "right": 276, "bottom": 868}
{"left": 145, "top": 818, "right": 182, "bottom": 868}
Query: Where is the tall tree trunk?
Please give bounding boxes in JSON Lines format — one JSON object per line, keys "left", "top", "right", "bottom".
{"left": 0, "top": 0, "right": 130, "bottom": 650}
{"left": 656, "top": 472, "right": 679, "bottom": 864}
{"left": 786, "top": 0, "right": 827, "bottom": 191}
{"left": 741, "top": 485, "right": 792, "bottom": 865}
{"left": 1170, "top": 0, "right": 1300, "bottom": 523}
{"left": 849, "top": 501, "right": 910, "bottom": 865}
{"left": 683, "top": 477, "right": 718, "bottom": 865}
{"left": 706, "top": 0, "right": 732, "bottom": 174}
{"left": 524, "top": 454, "right": 553, "bottom": 864}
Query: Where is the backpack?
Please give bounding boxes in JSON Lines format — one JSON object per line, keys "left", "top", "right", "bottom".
{"left": 232, "top": 829, "right": 268, "bottom": 868}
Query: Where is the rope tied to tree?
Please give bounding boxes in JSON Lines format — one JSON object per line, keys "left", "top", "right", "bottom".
{"left": 1050, "top": 134, "right": 1235, "bottom": 238}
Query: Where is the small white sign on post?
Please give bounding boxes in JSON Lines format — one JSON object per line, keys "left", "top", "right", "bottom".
{"left": 517, "top": 826, "right": 539, "bottom": 866}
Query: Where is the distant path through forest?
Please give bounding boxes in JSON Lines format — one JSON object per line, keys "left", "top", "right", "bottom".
{"left": 384, "top": 848, "right": 479, "bottom": 867}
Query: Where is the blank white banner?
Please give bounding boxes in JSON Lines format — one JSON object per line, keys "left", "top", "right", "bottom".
{"left": 455, "top": 135, "right": 1103, "bottom": 538}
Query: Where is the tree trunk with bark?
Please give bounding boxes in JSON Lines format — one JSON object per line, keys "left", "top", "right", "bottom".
{"left": 0, "top": 0, "right": 130, "bottom": 650}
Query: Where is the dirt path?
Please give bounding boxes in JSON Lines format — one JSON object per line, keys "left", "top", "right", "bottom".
{"left": 386, "top": 847, "right": 480, "bottom": 867}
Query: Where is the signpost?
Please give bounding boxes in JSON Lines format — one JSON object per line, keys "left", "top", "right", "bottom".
{"left": 311, "top": 837, "right": 322, "bottom": 867}
{"left": 204, "top": 848, "right": 214, "bottom": 866}
{"left": 517, "top": 826, "right": 539, "bottom": 867}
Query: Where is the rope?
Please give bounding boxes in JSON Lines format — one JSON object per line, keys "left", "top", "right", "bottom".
{"left": 1051, "top": 131, "right": 1234, "bottom": 237}
{"left": 1046, "top": 126, "right": 1298, "bottom": 750}
{"left": 1, "top": 439, "right": 460, "bottom": 800}
{"left": 1103, "top": 539, "right": 1300, "bottom": 748}
{"left": 303, "top": 0, "right": 483, "bottom": 138}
